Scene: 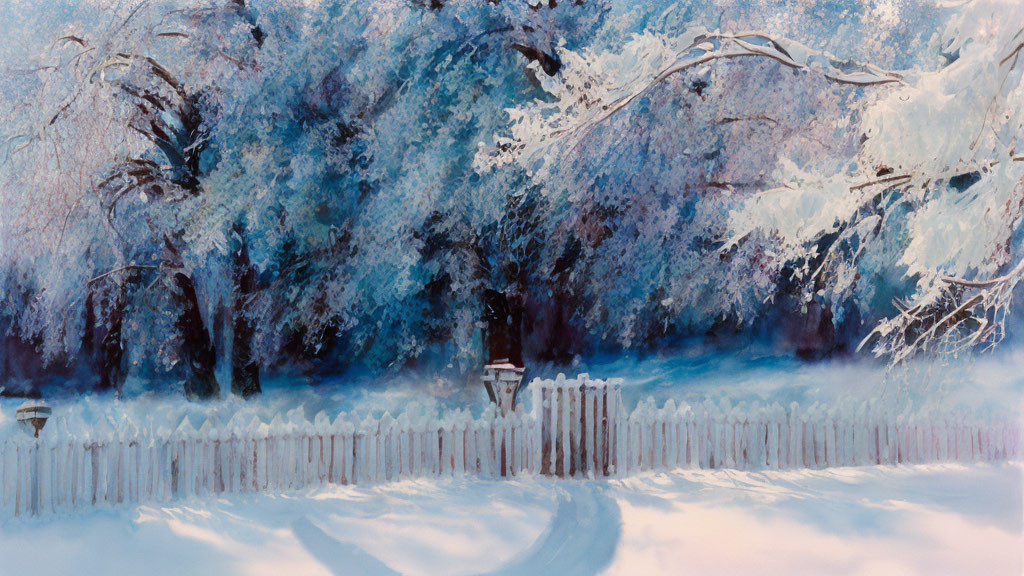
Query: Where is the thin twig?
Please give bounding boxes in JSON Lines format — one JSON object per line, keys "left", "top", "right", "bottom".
{"left": 850, "top": 174, "right": 911, "bottom": 191}
{"left": 88, "top": 264, "right": 159, "bottom": 286}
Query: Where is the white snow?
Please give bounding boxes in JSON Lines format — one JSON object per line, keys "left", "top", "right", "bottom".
{"left": 0, "top": 463, "right": 1019, "bottom": 575}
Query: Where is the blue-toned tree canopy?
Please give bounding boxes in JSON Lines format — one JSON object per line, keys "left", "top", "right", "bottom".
{"left": 1, "top": 0, "right": 1022, "bottom": 398}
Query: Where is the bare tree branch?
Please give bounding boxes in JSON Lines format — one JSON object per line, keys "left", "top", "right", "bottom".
{"left": 87, "top": 264, "right": 159, "bottom": 286}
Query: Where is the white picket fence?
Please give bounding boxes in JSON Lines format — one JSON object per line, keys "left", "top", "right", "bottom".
{"left": 532, "top": 375, "right": 1020, "bottom": 476}
{"left": 1, "top": 375, "right": 1020, "bottom": 517}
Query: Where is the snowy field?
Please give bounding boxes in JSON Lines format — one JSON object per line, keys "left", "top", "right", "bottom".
{"left": 0, "top": 463, "right": 1019, "bottom": 576}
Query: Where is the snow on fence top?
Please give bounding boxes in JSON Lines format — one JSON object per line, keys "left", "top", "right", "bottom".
{"left": 1, "top": 374, "right": 1020, "bottom": 517}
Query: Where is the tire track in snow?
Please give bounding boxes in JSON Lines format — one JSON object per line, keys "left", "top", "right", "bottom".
{"left": 484, "top": 484, "right": 621, "bottom": 576}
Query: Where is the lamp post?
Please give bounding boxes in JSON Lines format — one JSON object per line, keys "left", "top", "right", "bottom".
{"left": 16, "top": 402, "right": 51, "bottom": 438}
{"left": 481, "top": 359, "right": 525, "bottom": 416}
{"left": 15, "top": 401, "right": 51, "bottom": 516}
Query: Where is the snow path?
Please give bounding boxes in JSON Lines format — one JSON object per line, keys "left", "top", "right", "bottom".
{"left": 0, "top": 463, "right": 1019, "bottom": 575}
{"left": 485, "top": 485, "right": 621, "bottom": 576}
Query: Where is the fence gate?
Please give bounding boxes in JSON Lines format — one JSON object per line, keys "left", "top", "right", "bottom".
{"left": 531, "top": 375, "right": 623, "bottom": 478}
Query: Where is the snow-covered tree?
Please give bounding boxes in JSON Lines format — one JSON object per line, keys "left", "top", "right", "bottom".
{"left": 728, "top": 0, "right": 1024, "bottom": 364}
{"left": 478, "top": 0, "right": 1024, "bottom": 363}
{"left": 199, "top": 0, "right": 608, "bottom": 373}
{"left": 2, "top": 0, "right": 1022, "bottom": 399}
{"left": 1, "top": 0, "right": 265, "bottom": 398}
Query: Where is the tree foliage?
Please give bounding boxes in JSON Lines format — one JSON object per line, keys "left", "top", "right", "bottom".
{"left": 1, "top": 0, "right": 1022, "bottom": 397}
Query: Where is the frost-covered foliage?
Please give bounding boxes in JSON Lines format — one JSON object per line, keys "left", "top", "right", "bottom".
{"left": 2, "top": 1, "right": 257, "bottom": 371}
{"left": 481, "top": 0, "right": 1024, "bottom": 362}
{"left": 195, "top": 0, "right": 608, "bottom": 371}
{"left": 730, "top": 0, "right": 1024, "bottom": 363}
{"left": 1, "top": 0, "right": 1023, "bottom": 398}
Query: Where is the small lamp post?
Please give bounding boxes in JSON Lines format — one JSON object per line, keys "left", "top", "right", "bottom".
{"left": 16, "top": 402, "right": 52, "bottom": 438}
{"left": 481, "top": 359, "right": 525, "bottom": 416}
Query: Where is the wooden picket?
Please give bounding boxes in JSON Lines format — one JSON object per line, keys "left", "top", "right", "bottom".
{"left": 1, "top": 375, "right": 1020, "bottom": 517}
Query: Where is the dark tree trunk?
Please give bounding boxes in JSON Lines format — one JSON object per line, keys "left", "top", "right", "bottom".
{"left": 82, "top": 291, "right": 96, "bottom": 367}
{"left": 164, "top": 236, "right": 220, "bottom": 400}
{"left": 522, "top": 289, "right": 581, "bottom": 363}
{"left": 0, "top": 333, "right": 43, "bottom": 398}
{"left": 1, "top": 323, "right": 10, "bottom": 391}
{"left": 230, "top": 224, "right": 260, "bottom": 398}
{"left": 85, "top": 279, "right": 132, "bottom": 394}
{"left": 795, "top": 300, "right": 836, "bottom": 360}
{"left": 98, "top": 284, "right": 129, "bottom": 393}
{"left": 483, "top": 289, "right": 523, "bottom": 366}
{"left": 508, "top": 293, "right": 523, "bottom": 364}
{"left": 171, "top": 270, "right": 220, "bottom": 400}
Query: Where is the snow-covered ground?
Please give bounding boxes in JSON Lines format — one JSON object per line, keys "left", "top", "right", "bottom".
{"left": 0, "top": 463, "right": 1019, "bottom": 575}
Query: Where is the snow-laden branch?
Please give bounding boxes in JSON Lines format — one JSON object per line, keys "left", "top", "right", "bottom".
{"left": 860, "top": 257, "right": 1024, "bottom": 364}
{"left": 723, "top": 2, "right": 1024, "bottom": 365}
{"left": 731, "top": 160, "right": 1024, "bottom": 366}
{"left": 476, "top": 29, "right": 901, "bottom": 174}
{"left": 604, "top": 31, "right": 901, "bottom": 118}
{"left": 943, "top": 257, "right": 1024, "bottom": 288}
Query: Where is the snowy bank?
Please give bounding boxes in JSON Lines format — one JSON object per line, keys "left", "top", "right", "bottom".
{"left": 0, "top": 463, "right": 1019, "bottom": 575}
